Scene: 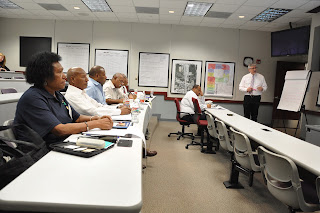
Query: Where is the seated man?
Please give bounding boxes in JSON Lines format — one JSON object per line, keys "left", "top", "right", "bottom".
{"left": 119, "top": 74, "right": 134, "bottom": 99}
{"left": 65, "top": 67, "right": 131, "bottom": 117}
{"left": 180, "top": 84, "right": 211, "bottom": 124}
{"left": 103, "top": 73, "right": 127, "bottom": 104}
{"left": 85, "top": 65, "right": 107, "bottom": 104}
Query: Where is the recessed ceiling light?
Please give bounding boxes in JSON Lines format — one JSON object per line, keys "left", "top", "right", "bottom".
{"left": 184, "top": 1, "right": 213, "bottom": 17}
{"left": 74, "top": 6, "right": 80, "bottom": 10}
{"left": 169, "top": 10, "right": 175, "bottom": 14}
{"left": 251, "top": 8, "right": 292, "bottom": 22}
{"left": 0, "top": 0, "right": 21, "bottom": 9}
{"left": 239, "top": 15, "right": 245, "bottom": 19}
{"left": 81, "top": 0, "right": 112, "bottom": 12}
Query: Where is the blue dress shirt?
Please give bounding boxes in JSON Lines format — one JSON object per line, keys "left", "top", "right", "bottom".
{"left": 85, "top": 77, "right": 106, "bottom": 105}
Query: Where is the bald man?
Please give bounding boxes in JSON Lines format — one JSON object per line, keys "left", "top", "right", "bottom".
{"left": 103, "top": 73, "right": 127, "bottom": 105}
{"left": 65, "top": 67, "right": 131, "bottom": 117}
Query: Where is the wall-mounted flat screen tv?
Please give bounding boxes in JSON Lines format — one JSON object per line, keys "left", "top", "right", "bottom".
{"left": 20, "top": 36, "right": 52, "bottom": 67}
{"left": 271, "top": 26, "right": 310, "bottom": 57}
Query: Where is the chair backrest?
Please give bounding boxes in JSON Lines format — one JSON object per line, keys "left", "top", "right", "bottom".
{"left": 206, "top": 113, "right": 218, "bottom": 139}
{"left": 229, "top": 127, "right": 259, "bottom": 171}
{"left": 215, "top": 119, "right": 233, "bottom": 152}
{"left": 192, "top": 98, "right": 202, "bottom": 124}
{"left": 174, "top": 98, "right": 181, "bottom": 121}
{"left": 258, "top": 146, "right": 319, "bottom": 212}
{"left": 2, "top": 119, "right": 17, "bottom": 148}
{"left": 1, "top": 88, "right": 17, "bottom": 94}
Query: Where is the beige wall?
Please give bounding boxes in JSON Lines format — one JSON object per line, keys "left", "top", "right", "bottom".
{"left": 0, "top": 18, "right": 307, "bottom": 103}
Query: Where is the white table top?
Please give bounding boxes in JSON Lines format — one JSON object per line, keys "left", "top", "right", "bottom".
{"left": 0, "top": 138, "right": 142, "bottom": 213}
{"left": 0, "top": 92, "right": 23, "bottom": 104}
{"left": 206, "top": 107, "right": 320, "bottom": 176}
{"left": 0, "top": 97, "right": 156, "bottom": 212}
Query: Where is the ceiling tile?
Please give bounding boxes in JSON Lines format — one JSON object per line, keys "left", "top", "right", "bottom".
{"left": 298, "top": 1, "right": 320, "bottom": 11}
{"left": 160, "top": 0, "right": 186, "bottom": 8}
{"left": 160, "top": 19, "right": 180, "bottom": 25}
{"left": 13, "top": 2, "right": 44, "bottom": 9}
{"left": 180, "top": 16, "right": 203, "bottom": 22}
{"left": 160, "top": 14, "right": 181, "bottom": 20}
{"left": 219, "top": 23, "right": 241, "bottom": 28}
{"left": 137, "top": 13, "right": 159, "bottom": 20}
{"left": 111, "top": 6, "right": 136, "bottom": 13}
{"left": 6, "top": 9, "right": 33, "bottom": 15}
{"left": 179, "top": 22, "right": 201, "bottom": 27}
{"left": 227, "top": 13, "right": 255, "bottom": 20}
{"left": 118, "top": 17, "right": 139, "bottom": 22}
{"left": 222, "top": 19, "right": 247, "bottom": 25}
{"left": 272, "top": 16, "right": 302, "bottom": 24}
{"left": 106, "top": 0, "right": 134, "bottom": 7}
{"left": 239, "top": 25, "right": 261, "bottom": 30}
{"left": 201, "top": 17, "right": 225, "bottom": 23}
{"left": 115, "top": 13, "right": 138, "bottom": 18}
{"left": 139, "top": 19, "right": 159, "bottom": 24}
{"left": 10, "top": 0, "right": 33, "bottom": 3}
{"left": 62, "top": 4, "right": 91, "bottom": 12}
{"left": 284, "top": 9, "right": 312, "bottom": 18}
{"left": 271, "top": 0, "right": 311, "bottom": 10}
{"left": 33, "top": 0, "right": 59, "bottom": 3}
{"left": 210, "top": 3, "right": 239, "bottom": 12}
{"left": 200, "top": 22, "right": 220, "bottom": 27}
{"left": 93, "top": 12, "right": 117, "bottom": 17}
{"left": 234, "top": 5, "right": 266, "bottom": 14}
{"left": 133, "top": 0, "right": 160, "bottom": 7}
{"left": 243, "top": 0, "right": 278, "bottom": 7}
{"left": 77, "top": 16, "right": 99, "bottom": 21}
{"left": 241, "top": 21, "right": 268, "bottom": 27}
{"left": 215, "top": 0, "right": 247, "bottom": 5}
{"left": 28, "top": 9, "right": 55, "bottom": 15}
{"left": 97, "top": 17, "right": 119, "bottom": 22}
{"left": 49, "top": 10, "right": 74, "bottom": 16}
{"left": 56, "top": 0, "right": 83, "bottom": 4}
{"left": 159, "top": 8, "right": 183, "bottom": 15}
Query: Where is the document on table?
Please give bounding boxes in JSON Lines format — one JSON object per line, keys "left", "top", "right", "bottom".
{"left": 111, "top": 114, "right": 132, "bottom": 121}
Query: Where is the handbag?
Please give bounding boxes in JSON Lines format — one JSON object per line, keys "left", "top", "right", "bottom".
{"left": 0, "top": 124, "right": 49, "bottom": 190}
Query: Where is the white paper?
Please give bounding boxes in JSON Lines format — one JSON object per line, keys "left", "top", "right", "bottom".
{"left": 111, "top": 114, "right": 132, "bottom": 121}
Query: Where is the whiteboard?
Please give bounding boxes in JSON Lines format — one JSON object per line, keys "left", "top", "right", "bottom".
{"left": 57, "top": 43, "right": 90, "bottom": 73}
{"left": 138, "top": 52, "right": 169, "bottom": 87}
{"left": 95, "top": 49, "right": 128, "bottom": 79}
{"left": 277, "top": 70, "right": 311, "bottom": 112}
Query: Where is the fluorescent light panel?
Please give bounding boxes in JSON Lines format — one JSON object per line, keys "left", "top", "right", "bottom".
{"left": 0, "top": 0, "right": 21, "bottom": 9}
{"left": 81, "top": 0, "right": 112, "bottom": 12}
{"left": 184, "top": 1, "right": 212, "bottom": 17}
{"left": 251, "top": 8, "right": 292, "bottom": 22}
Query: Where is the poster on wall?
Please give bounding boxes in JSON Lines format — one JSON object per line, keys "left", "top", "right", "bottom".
{"left": 204, "top": 61, "right": 235, "bottom": 98}
{"left": 138, "top": 52, "right": 170, "bottom": 87}
{"left": 170, "top": 59, "right": 202, "bottom": 94}
{"left": 57, "top": 43, "right": 90, "bottom": 73}
{"left": 95, "top": 49, "right": 128, "bottom": 79}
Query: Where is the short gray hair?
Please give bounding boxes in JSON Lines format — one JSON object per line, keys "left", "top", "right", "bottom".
{"left": 248, "top": 64, "right": 257, "bottom": 69}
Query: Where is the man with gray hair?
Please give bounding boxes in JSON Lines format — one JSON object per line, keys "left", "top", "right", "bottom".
{"left": 239, "top": 64, "right": 267, "bottom": 122}
{"left": 103, "top": 73, "right": 126, "bottom": 104}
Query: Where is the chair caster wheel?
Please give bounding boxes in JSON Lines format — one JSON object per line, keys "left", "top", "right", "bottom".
{"left": 177, "top": 138, "right": 180, "bottom": 140}
{"left": 168, "top": 134, "right": 170, "bottom": 137}
{"left": 185, "top": 145, "right": 188, "bottom": 149}
{"left": 192, "top": 136, "right": 195, "bottom": 140}
{"left": 201, "top": 149, "right": 205, "bottom": 153}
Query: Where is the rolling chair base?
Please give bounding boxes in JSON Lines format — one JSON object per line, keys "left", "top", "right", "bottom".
{"left": 168, "top": 132, "right": 194, "bottom": 140}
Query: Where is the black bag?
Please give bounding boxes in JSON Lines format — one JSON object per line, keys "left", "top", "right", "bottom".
{"left": 0, "top": 124, "right": 49, "bottom": 190}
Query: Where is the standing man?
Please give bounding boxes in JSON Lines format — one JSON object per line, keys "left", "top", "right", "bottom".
{"left": 85, "top": 66, "right": 107, "bottom": 104}
{"left": 239, "top": 64, "right": 267, "bottom": 122}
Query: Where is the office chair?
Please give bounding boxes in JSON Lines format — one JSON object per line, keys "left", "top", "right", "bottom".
{"left": 1, "top": 88, "right": 17, "bottom": 94}
{"left": 168, "top": 98, "right": 195, "bottom": 140}
{"left": 2, "top": 119, "right": 17, "bottom": 148}
{"left": 226, "top": 127, "right": 260, "bottom": 188}
{"left": 258, "top": 146, "right": 320, "bottom": 213}
{"left": 185, "top": 98, "right": 216, "bottom": 154}
{"left": 205, "top": 113, "right": 219, "bottom": 151}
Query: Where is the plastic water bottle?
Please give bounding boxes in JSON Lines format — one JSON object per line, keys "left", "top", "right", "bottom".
{"left": 150, "top": 89, "right": 154, "bottom": 98}
{"left": 123, "top": 95, "right": 130, "bottom": 107}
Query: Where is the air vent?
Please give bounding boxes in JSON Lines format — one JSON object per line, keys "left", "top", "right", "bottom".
{"left": 135, "top": 7, "right": 159, "bottom": 14}
{"left": 38, "top": 3, "right": 68, "bottom": 11}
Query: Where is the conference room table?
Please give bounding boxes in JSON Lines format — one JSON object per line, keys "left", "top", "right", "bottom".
{"left": 206, "top": 106, "right": 320, "bottom": 177}
{"left": 0, "top": 97, "right": 155, "bottom": 213}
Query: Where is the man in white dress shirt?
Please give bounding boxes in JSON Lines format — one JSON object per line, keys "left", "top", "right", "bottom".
{"left": 239, "top": 64, "right": 267, "bottom": 122}
{"left": 180, "top": 85, "right": 211, "bottom": 123}
{"left": 65, "top": 67, "right": 131, "bottom": 117}
{"left": 103, "top": 73, "right": 127, "bottom": 105}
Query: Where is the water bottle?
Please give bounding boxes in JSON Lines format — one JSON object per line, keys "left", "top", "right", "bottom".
{"left": 150, "top": 89, "right": 154, "bottom": 98}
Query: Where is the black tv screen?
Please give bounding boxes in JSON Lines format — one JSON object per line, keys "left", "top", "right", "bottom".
{"left": 20, "top": 36, "right": 52, "bottom": 67}
{"left": 271, "top": 26, "right": 310, "bottom": 57}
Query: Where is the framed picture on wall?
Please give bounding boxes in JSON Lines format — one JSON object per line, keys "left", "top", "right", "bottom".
{"left": 316, "top": 81, "right": 320, "bottom": 107}
{"left": 170, "top": 59, "right": 202, "bottom": 94}
{"left": 204, "top": 61, "right": 235, "bottom": 98}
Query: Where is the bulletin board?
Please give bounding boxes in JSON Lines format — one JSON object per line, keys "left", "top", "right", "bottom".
{"left": 95, "top": 49, "right": 129, "bottom": 79}
{"left": 138, "top": 52, "right": 170, "bottom": 87}
{"left": 57, "top": 43, "right": 90, "bottom": 73}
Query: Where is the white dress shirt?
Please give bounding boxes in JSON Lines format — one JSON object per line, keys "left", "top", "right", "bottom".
{"left": 180, "top": 90, "right": 206, "bottom": 117}
{"left": 239, "top": 73, "right": 267, "bottom": 96}
{"left": 65, "top": 85, "right": 121, "bottom": 116}
{"left": 103, "top": 80, "right": 126, "bottom": 100}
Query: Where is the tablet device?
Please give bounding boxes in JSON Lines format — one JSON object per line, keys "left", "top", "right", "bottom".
{"left": 117, "top": 139, "right": 133, "bottom": 147}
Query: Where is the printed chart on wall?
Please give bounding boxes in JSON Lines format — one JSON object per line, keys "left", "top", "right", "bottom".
{"left": 138, "top": 52, "right": 170, "bottom": 87}
{"left": 95, "top": 49, "right": 128, "bottom": 79}
{"left": 204, "top": 61, "right": 235, "bottom": 97}
{"left": 170, "top": 59, "right": 202, "bottom": 94}
{"left": 57, "top": 43, "right": 90, "bottom": 73}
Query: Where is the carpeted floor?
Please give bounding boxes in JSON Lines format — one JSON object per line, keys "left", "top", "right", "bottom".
{"left": 141, "top": 120, "right": 319, "bottom": 213}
